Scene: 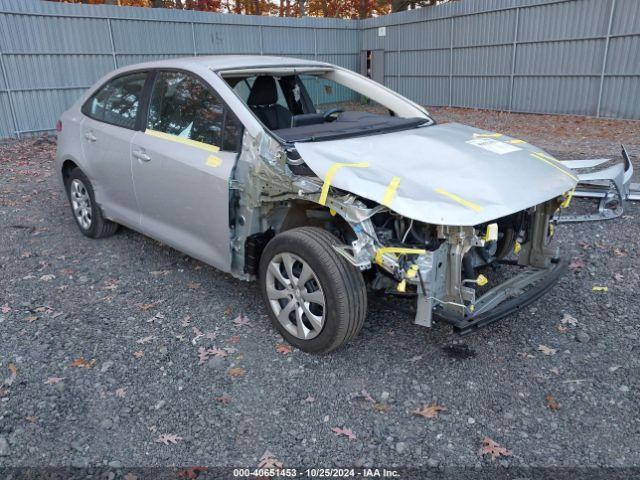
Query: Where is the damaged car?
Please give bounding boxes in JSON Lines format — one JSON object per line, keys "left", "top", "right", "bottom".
{"left": 55, "top": 56, "right": 635, "bottom": 353}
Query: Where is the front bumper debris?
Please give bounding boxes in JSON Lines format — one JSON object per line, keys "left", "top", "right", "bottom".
{"left": 434, "top": 259, "right": 567, "bottom": 335}
{"left": 557, "top": 146, "right": 637, "bottom": 223}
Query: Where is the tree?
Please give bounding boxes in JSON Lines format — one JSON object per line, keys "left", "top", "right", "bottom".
{"left": 48, "top": 0, "right": 455, "bottom": 16}
{"left": 391, "top": 0, "right": 455, "bottom": 12}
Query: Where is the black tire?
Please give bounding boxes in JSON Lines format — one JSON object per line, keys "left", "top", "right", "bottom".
{"left": 259, "top": 226, "right": 367, "bottom": 354}
{"left": 65, "top": 167, "right": 118, "bottom": 239}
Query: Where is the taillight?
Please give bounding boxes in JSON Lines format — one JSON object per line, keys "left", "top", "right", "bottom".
{"left": 55, "top": 120, "right": 62, "bottom": 132}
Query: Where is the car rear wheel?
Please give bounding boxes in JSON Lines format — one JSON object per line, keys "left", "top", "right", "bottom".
{"left": 65, "top": 168, "right": 118, "bottom": 238}
{"left": 259, "top": 227, "right": 367, "bottom": 354}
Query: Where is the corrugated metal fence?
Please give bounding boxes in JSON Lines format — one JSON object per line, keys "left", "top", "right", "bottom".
{"left": 0, "top": 0, "right": 359, "bottom": 137}
{"left": 361, "top": 0, "right": 640, "bottom": 119}
{"left": 0, "top": 0, "right": 638, "bottom": 138}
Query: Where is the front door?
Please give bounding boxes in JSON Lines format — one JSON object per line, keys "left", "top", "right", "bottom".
{"left": 130, "top": 70, "right": 243, "bottom": 271}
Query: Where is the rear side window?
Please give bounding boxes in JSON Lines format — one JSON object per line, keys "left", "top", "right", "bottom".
{"left": 82, "top": 72, "right": 147, "bottom": 130}
{"left": 147, "top": 71, "right": 241, "bottom": 152}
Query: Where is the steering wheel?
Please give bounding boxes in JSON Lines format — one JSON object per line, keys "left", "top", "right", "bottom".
{"left": 323, "top": 108, "right": 344, "bottom": 122}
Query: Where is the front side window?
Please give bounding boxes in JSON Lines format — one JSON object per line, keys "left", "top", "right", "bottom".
{"left": 82, "top": 72, "right": 147, "bottom": 129}
{"left": 147, "top": 71, "right": 240, "bottom": 151}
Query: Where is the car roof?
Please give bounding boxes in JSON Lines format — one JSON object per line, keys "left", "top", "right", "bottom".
{"left": 114, "top": 55, "right": 332, "bottom": 73}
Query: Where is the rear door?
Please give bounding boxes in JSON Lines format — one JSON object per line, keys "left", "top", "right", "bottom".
{"left": 80, "top": 71, "right": 149, "bottom": 227}
{"left": 130, "top": 70, "right": 243, "bottom": 271}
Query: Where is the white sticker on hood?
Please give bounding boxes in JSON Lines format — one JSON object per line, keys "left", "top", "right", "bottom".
{"left": 466, "top": 138, "right": 522, "bottom": 155}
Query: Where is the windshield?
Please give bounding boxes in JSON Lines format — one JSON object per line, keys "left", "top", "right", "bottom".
{"left": 223, "top": 68, "right": 431, "bottom": 143}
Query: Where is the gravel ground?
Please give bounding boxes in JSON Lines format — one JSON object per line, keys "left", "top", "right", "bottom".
{"left": 1, "top": 110, "right": 639, "bottom": 477}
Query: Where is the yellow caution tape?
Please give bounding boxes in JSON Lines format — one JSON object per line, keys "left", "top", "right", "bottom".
{"left": 319, "top": 162, "right": 369, "bottom": 205}
{"left": 476, "top": 274, "right": 488, "bottom": 287}
{"left": 484, "top": 223, "right": 498, "bottom": 242}
{"left": 473, "top": 133, "right": 503, "bottom": 138}
{"left": 374, "top": 247, "right": 426, "bottom": 267}
{"left": 206, "top": 155, "right": 222, "bottom": 167}
{"left": 561, "top": 188, "right": 575, "bottom": 208}
{"left": 592, "top": 286, "right": 608, "bottom": 292}
{"left": 530, "top": 152, "right": 578, "bottom": 182}
{"left": 434, "top": 188, "right": 483, "bottom": 212}
{"left": 514, "top": 242, "right": 522, "bottom": 254}
{"left": 381, "top": 176, "right": 401, "bottom": 207}
{"left": 406, "top": 264, "right": 420, "bottom": 279}
{"left": 145, "top": 129, "right": 220, "bottom": 154}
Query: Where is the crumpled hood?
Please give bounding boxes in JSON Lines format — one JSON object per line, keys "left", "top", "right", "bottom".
{"left": 294, "top": 122, "right": 577, "bottom": 226}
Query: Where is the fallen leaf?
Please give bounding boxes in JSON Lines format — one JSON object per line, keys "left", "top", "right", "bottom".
{"left": 233, "top": 314, "right": 251, "bottom": 327}
{"left": 177, "top": 467, "right": 208, "bottom": 479}
{"left": 276, "top": 343, "right": 293, "bottom": 354}
{"left": 123, "top": 474, "right": 139, "bottom": 480}
{"left": 181, "top": 315, "right": 191, "bottom": 327}
{"left": 136, "top": 335, "right": 155, "bottom": 344}
{"left": 568, "top": 257, "right": 585, "bottom": 271}
{"left": 1, "top": 304, "right": 10, "bottom": 314}
{"left": 373, "top": 403, "right": 391, "bottom": 413}
{"left": 304, "top": 395, "right": 315, "bottom": 403}
{"left": 155, "top": 433, "right": 183, "bottom": 445}
{"left": 215, "top": 395, "right": 231, "bottom": 405}
{"left": 258, "top": 450, "right": 283, "bottom": 469}
{"left": 24, "top": 315, "right": 38, "bottom": 323}
{"left": 148, "top": 425, "right": 157, "bottom": 433}
{"left": 361, "top": 389, "right": 375, "bottom": 403}
{"left": 115, "top": 387, "right": 127, "bottom": 398}
{"left": 223, "top": 305, "right": 233, "bottom": 316}
{"left": 412, "top": 403, "right": 446, "bottom": 419}
{"left": 537, "top": 345, "right": 557, "bottom": 356}
{"left": 25, "top": 415, "right": 38, "bottom": 423}
{"left": 4, "top": 363, "right": 18, "bottom": 386}
{"left": 44, "top": 376, "right": 64, "bottom": 385}
{"left": 69, "top": 357, "right": 95, "bottom": 368}
{"left": 331, "top": 427, "right": 356, "bottom": 440}
{"left": 592, "top": 285, "right": 608, "bottom": 292}
{"left": 561, "top": 313, "right": 578, "bottom": 326}
{"left": 478, "top": 437, "right": 512, "bottom": 460}
{"left": 613, "top": 272, "right": 624, "bottom": 282}
{"left": 138, "top": 300, "right": 162, "bottom": 311}
{"left": 613, "top": 248, "right": 628, "bottom": 257}
{"left": 546, "top": 392, "right": 560, "bottom": 411}
{"left": 556, "top": 324, "right": 568, "bottom": 334}
{"left": 550, "top": 367, "right": 560, "bottom": 375}
{"left": 228, "top": 367, "right": 245, "bottom": 378}
{"left": 192, "top": 327, "right": 204, "bottom": 345}
{"left": 186, "top": 282, "right": 201, "bottom": 289}
{"left": 228, "top": 335, "right": 241, "bottom": 344}
{"left": 150, "top": 270, "right": 171, "bottom": 276}
{"left": 133, "top": 350, "right": 144, "bottom": 358}
{"left": 39, "top": 274, "right": 56, "bottom": 281}
{"left": 198, "top": 346, "right": 228, "bottom": 365}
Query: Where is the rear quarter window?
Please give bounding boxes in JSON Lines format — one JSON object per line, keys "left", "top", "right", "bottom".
{"left": 82, "top": 72, "right": 148, "bottom": 130}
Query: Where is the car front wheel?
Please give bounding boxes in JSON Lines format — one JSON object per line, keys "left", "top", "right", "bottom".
{"left": 259, "top": 227, "right": 367, "bottom": 354}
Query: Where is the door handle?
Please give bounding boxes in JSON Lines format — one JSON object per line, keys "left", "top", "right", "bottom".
{"left": 84, "top": 131, "right": 97, "bottom": 142}
{"left": 133, "top": 150, "right": 151, "bottom": 162}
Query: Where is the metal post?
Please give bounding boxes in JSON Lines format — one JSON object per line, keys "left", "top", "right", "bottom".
{"left": 596, "top": 0, "right": 616, "bottom": 117}
{"left": 508, "top": 7, "right": 520, "bottom": 113}
{"left": 107, "top": 18, "right": 117, "bottom": 69}
{"left": 0, "top": 51, "right": 20, "bottom": 139}
{"left": 191, "top": 22, "right": 197, "bottom": 56}
{"left": 259, "top": 25, "right": 264, "bottom": 55}
{"left": 448, "top": 16, "right": 454, "bottom": 107}
{"left": 313, "top": 26, "right": 318, "bottom": 60}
